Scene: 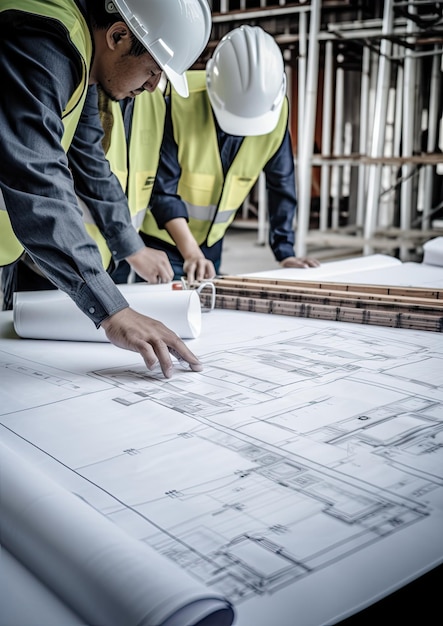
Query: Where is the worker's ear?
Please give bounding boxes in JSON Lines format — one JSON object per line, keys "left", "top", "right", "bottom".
{"left": 106, "top": 21, "right": 131, "bottom": 50}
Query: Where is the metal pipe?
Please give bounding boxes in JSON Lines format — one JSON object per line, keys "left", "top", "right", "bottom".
{"left": 320, "top": 40, "right": 333, "bottom": 232}
{"left": 400, "top": 1, "right": 418, "bottom": 259}
{"left": 332, "top": 56, "right": 344, "bottom": 230}
{"left": 296, "top": 0, "right": 322, "bottom": 258}
{"left": 393, "top": 49, "right": 404, "bottom": 162}
{"left": 389, "top": 46, "right": 404, "bottom": 231}
{"left": 327, "top": 18, "right": 407, "bottom": 31}
{"left": 257, "top": 172, "right": 268, "bottom": 246}
{"left": 212, "top": 3, "right": 312, "bottom": 23}
{"left": 286, "top": 29, "right": 423, "bottom": 46}
{"left": 422, "top": 44, "right": 442, "bottom": 229}
{"left": 363, "top": 0, "right": 394, "bottom": 255}
{"left": 297, "top": 8, "right": 307, "bottom": 194}
{"left": 356, "top": 45, "right": 371, "bottom": 228}
{"left": 393, "top": 0, "right": 440, "bottom": 6}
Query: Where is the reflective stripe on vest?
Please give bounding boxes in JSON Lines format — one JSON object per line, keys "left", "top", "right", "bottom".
{"left": 141, "top": 70, "right": 289, "bottom": 248}
{"left": 0, "top": 0, "right": 91, "bottom": 266}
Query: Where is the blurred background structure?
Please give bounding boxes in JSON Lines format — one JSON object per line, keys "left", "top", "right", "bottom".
{"left": 197, "top": 1, "right": 443, "bottom": 264}
{"left": 1, "top": 2, "right": 442, "bottom": 302}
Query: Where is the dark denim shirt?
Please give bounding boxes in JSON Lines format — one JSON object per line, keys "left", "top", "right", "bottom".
{"left": 150, "top": 95, "right": 297, "bottom": 263}
{"left": 0, "top": 9, "right": 142, "bottom": 325}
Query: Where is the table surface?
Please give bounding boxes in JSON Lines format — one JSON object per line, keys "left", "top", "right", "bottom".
{"left": 1, "top": 254, "right": 443, "bottom": 626}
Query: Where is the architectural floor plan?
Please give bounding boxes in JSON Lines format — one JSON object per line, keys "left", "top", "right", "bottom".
{"left": 1, "top": 309, "right": 442, "bottom": 625}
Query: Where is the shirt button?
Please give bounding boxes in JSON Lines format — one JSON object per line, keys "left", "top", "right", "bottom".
{"left": 112, "top": 250, "right": 117, "bottom": 255}
{"left": 89, "top": 307, "right": 95, "bottom": 314}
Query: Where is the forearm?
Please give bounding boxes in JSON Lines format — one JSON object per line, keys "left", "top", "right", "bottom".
{"left": 164, "top": 218, "right": 216, "bottom": 282}
{"left": 165, "top": 218, "right": 204, "bottom": 260}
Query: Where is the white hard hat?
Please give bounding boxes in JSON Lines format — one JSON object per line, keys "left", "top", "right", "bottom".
{"left": 110, "top": 0, "right": 212, "bottom": 97}
{"left": 206, "top": 25, "right": 287, "bottom": 136}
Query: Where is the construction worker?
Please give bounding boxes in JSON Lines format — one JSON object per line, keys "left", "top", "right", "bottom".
{"left": 83, "top": 25, "right": 320, "bottom": 287}
{"left": 97, "top": 84, "right": 169, "bottom": 285}
{"left": 138, "top": 25, "right": 320, "bottom": 283}
{"left": 0, "top": 0, "right": 212, "bottom": 377}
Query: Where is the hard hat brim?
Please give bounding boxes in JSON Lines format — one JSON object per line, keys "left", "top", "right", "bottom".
{"left": 212, "top": 103, "right": 283, "bottom": 137}
{"left": 163, "top": 66, "right": 189, "bottom": 98}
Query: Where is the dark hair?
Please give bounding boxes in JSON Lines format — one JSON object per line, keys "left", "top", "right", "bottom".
{"left": 89, "top": 1, "right": 146, "bottom": 57}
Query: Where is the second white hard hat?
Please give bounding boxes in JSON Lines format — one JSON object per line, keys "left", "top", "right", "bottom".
{"left": 110, "top": 0, "right": 212, "bottom": 97}
{"left": 206, "top": 25, "right": 287, "bottom": 136}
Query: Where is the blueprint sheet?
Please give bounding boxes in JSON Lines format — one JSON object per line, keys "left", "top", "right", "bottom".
{"left": 1, "top": 308, "right": 442, "bottom": 625}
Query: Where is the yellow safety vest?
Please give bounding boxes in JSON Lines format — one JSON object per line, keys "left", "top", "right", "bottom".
{"left": 141, "top": 70, "right": 289, "bottom": 248}
{"left": 0, "top": 0, "right": 91, "bottom": 266}
{"left": 104, "top": 89, "right": 166, "bottom": 231}
{"left": 80, "top": 88, "right": 166, "bottom": 270}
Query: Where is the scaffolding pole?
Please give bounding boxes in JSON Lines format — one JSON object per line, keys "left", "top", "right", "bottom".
{"left": 320, "top": 40, "right": 333, "bottom": 232}
{"left": 356, "top": 45, "right": 371, "bottom": 228}
{"left": 423, "top": 45, "right": 442, "bottom": 229}
{"left": 297, "top": 7, "right": 307, "bottom": 167}
{"left": 363, "top": 0, "right": 394, "bottom": 255}
{"left": 400, "top": 0, "right": 418, "bottom": 259}
{"left": 331, "top": 56, "right": 345, "bottom": 230}
{"left": 296, "top": 0, "right": 321, "bottom": 258}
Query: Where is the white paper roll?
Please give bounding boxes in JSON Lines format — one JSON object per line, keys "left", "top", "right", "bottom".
{"left": 0, "top": 442, "right": 234, "bottom": 626}
{"left": 423, "top": 236, "right": 443, "bottom": 267}
{"left": 13, "top": 284, "right": 202, "bottom": 341}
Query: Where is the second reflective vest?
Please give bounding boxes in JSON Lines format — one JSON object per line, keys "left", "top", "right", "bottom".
{"left": 93, "top": 88, "right": 166, "bottom": 269}
{"left": 140, "top": 71, "right": 289, "bottom": 248}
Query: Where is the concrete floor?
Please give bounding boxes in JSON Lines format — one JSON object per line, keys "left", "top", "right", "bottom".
{"left": 219, "top": 226, "right": 280, "bottom": 276}
{"left": 219, "top": 222, "right": 358, "bottom": 276}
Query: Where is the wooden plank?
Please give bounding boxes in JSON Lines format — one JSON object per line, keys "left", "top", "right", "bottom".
{"left": 213, "top": 281, "right": 443, "bottom": 308}
{"left": 197, "top": 276, "right": 443, "bottom": 333}
{"left": 215, "top": 276, "right": 443, "bottom": 300}
{"left": 209, "top": 287, "right": 443, "bottom": 315}
{"left": 199, "top": 293, "right": 443, "bottom": 333}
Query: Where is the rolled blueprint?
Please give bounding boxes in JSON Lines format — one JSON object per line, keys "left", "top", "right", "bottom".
{"left": 0, "top": 442, "right": 235, "bottom": 626}
{"left": 422, "top": 236, "right": 443, "bottom": 267}
{"left": 13, "top": 283, "right": 202, "bottom": 341}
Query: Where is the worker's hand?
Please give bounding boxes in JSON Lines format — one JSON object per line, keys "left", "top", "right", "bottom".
{"left": 280, "top": 256, "right": 321, "bottom": 269}
{"left": 126, "top": 247, "right": 174, "bottom": 284}
{"left": 183, "top": 257, "right": 216, "bottom": 285}
{"left": 101, "top": 307, "right": 203, "bottom": 378}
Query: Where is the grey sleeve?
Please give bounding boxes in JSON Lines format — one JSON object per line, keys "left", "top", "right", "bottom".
{"left": 68, "top": 86, "right": 144, "bottom": 263}
{"left": 0, "top": 13, "right": 128, "bottom": 325}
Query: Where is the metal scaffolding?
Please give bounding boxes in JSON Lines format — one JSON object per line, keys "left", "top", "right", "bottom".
{"left": 206, "top": 1, "right": 443, "bottom": 261}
